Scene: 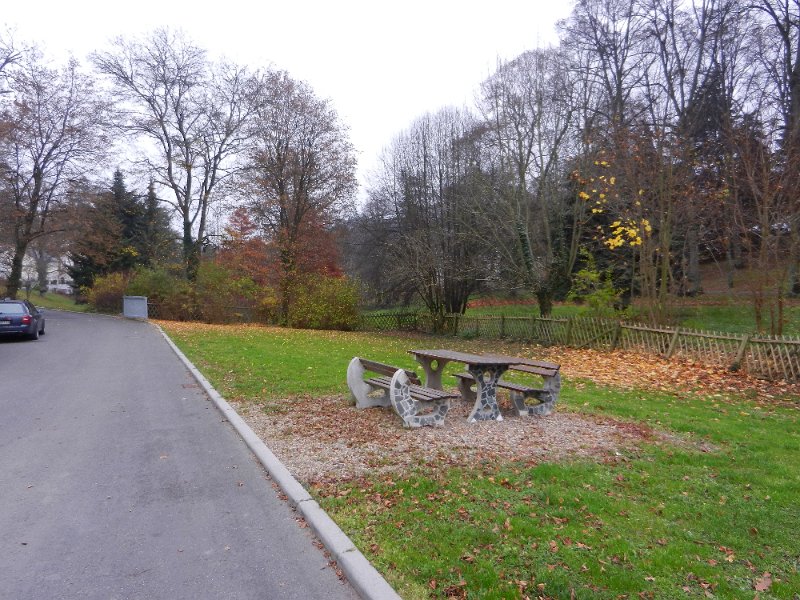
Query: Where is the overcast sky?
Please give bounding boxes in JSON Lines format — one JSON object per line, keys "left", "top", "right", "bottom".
{"left": 3, "top": 0, "right": 573, "bottom": 195}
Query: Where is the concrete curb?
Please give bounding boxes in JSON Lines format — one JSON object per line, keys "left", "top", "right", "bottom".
{"left": 155, "top": 326, "right": 402, "bottom": 600}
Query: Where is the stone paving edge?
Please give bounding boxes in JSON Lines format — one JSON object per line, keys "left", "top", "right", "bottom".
{"left": 155, "top": 324, "right": 402, "bottom": 600}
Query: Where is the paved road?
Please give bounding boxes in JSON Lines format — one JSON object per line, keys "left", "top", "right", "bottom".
{"left": 0, "top": 310, "right": 360, "bottom": 600}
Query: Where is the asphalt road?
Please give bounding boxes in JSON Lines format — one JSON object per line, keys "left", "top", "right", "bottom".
{"left": 0, "top": 310, "right": 360, "bottom": 600}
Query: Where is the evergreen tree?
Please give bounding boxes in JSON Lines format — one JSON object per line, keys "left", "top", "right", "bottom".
{"left": 67, "top": 171, "right": 176, "bottom": 292}
{"left": 110, "top": 168, "right": 146, "bottom": 272}
{"left": 140, "top": 180, "right": 176, "bottom": 267}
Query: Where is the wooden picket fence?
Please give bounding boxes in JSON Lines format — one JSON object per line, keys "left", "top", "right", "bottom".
{"left": 358, "top": 312, "right": 800, "bottom": 382}
{"left": 358, "top": 312, "right": 420, "bottom": 331}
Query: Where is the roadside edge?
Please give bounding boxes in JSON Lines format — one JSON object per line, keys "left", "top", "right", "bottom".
{"left": 155, "top": 325, "right": 402, "bottom": 600}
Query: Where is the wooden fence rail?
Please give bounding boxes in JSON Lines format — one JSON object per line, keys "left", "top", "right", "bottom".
{"left": 357, "top": 312, "right": 800, "bottom": 383}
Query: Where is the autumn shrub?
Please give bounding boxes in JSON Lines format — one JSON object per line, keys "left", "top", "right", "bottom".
{"left": 87, "top": 272, "right": 128, "bottom": 313}
{"left": 126, "top": 266, "right": 180, "bottom": 300}
{"left": 254, "top": 288, "right": 281, "bottom": 324}
{"left": 193, "top": 261, "right": 261, "bottom": 323}
{"left": 126, "top": 266, "right": 195, "bottom": 320}
{"left": 286, "top": 273, "right": 360, "bottom": 330}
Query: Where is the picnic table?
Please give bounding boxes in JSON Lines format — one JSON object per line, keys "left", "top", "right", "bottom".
{"left": 408, "top": 349, "right": 515, "bottom": 422}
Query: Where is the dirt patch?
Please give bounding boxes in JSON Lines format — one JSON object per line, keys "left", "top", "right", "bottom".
{"left": 237, "top": 395, "right": 659, "bottom": 485}
{"left": 235, "top": 346, "right": 799, "bottom": 486}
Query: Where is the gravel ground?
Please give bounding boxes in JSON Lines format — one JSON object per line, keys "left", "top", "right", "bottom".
{"left": 236, "top": 395, "right": 658, "bottom": 485}
{"left": 234, "top": 346, "right": 798, "bottom": 485}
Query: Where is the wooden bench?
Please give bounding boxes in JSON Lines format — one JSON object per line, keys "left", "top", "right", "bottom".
{"left": 347, "top": 357, "right": 459, "bottom": 427}
{"left": 453, "top": 360, "right": 560, "bottom": 417}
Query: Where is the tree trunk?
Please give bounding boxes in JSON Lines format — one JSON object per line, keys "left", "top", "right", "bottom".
{"left": 183, "top": 221, "right": 199, "bottom": 281}
{"left": 536, "top": 288, "right": 553, "bottom": 317}
{"left": 725, "top": 232, "right": 743, "bottom": 289}
{"left": 35, "top": 251, "right": 49, "bottom": 295}
{"left": 686, "top": 227, "right": 702, "bottom": 296}
{"left": 787, "top": 232, "right": 800, "bottom": 297}
{"left": 5, "top": 241, "right": 27, "bottom": 299}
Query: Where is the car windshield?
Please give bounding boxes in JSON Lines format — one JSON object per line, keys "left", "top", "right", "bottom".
{"left": 0, "top": 304, "right": 26, "bottom": 315}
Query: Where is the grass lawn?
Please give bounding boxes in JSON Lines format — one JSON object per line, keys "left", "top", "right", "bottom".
{"left": 160, "top": 321, "right": 800, "bottom": 599}
{"left": 464, "top": 299, "right": 800, "bottom": 337}
{"left": 25, "top": 292, "right": 91, "bottom": 312}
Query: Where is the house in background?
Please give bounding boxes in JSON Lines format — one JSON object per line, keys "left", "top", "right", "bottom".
{"left": 0, "top": 250, "right": 74, "bottom": 296}
{"left": 44, "top": 255, "right": 74, "bottom": 294}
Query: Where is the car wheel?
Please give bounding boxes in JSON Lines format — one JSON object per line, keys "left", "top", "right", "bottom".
{"left": 39, "top": 324, "right": 45, "bottom": 336}
{"left": 29, "top": 327, "right": 39, "bottom": 341}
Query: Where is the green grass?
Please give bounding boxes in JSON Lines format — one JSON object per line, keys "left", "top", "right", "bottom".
{"left": 464, "top": 299, "right": 800, "bottom": 337}
{"left": 466, "top": 302, "right": 588, "bottom": 319}
{"left": 672, "top": 300, "right": 800, "bottom": 336}
{"left": 161, "top": 322, "right": 800, "bottom": 599}
{"left": 162, "top": 325, "right": 437, "bottom": 401}
{"left": 368, "top": 293, "right": 800, "bottom": 336}
{"left": 25, "top": 292, "right": 91, "bottom": 312}
{"left": 320, "top": 382, "right": 800, "bottom": 599}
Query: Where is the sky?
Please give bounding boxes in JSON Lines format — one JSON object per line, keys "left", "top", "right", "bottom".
{"left": 2, "top": 0, "right": 573, "bottom": 196}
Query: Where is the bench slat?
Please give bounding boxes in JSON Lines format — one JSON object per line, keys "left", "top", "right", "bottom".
{"left": 453, "top": 372, "right": 544, "bottom": 394}
{"left": 366, "top": 376, "right": 457, "bottom": 401}
{"left": 508, "top": 364, "right": 559, "bottom": 378}
{"left": 366, "top": 375, "right": 393, "bottom": 389}
{"left": 359, "top": 358, "right": 421, "bottom": 385}
{"left": 407, "top": 384, "right": 459, "bottom": 401}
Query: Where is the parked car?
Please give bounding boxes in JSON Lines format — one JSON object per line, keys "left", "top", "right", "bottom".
{"left": 0, "top": 299, "right": 46, "bottom": 340}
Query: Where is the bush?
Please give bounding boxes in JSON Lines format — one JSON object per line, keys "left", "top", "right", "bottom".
{"left": 254, "top": 289, "right": 281, "bottom": 324}
{"left": 567, "top": 249, "right": 624, "bottom": 318}
{"left": 286, "top": 274, "right": 360, "bottom": 330}
{"left": 88, "top": 272, "right": 128, "bottom": 313}
{"left": 125, "top": 262, "right": 266, "bottom": 323}
{"left": 126, "top": 267, "right": 195, "bottom": 321}
{"left": 194, "top": 261, "right": 260, "bottom": 323}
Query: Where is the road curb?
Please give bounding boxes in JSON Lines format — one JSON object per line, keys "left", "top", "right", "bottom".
{"left": 155, "top": 325, "right": 402, "bottom": 600}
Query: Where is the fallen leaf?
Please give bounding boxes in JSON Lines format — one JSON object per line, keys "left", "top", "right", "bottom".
{"left": 754, "top": 572, "right": 772, "bottom": 592}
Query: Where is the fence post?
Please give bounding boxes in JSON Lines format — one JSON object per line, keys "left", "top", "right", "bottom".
{"left": 454, "top": 314, "right": 460, "bottom": 336}
{"left": 665, "top": 328, "right": 681, "bottom": 358}
{"left": 610, "top": 322, "right": 623, "bottom": 350}
{"left": 730, "top": 335, "right": 751, "bottom": 372}
{"left": 501, "top": 315, "right": 506, "bottom": 338}
{"left": 565, "top": 318, "right": 574, "bottom": 346}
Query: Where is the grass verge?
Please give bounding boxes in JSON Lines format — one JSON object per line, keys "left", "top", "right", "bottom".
{"left": 26, "top": 292, "right": 91, "bottom": 312}
{"left": 160, "top": 321, "right": 800, "bottom": 599}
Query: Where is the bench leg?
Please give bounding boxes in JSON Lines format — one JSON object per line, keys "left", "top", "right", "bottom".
{"left": 456, "top": 377, "right": 477, "bottom": 403}
{"left": 414, "top": 356, "right": 449, "bottom": 390}
{"left": 390, "top": 370, "right": 449, "bottom": 428}
{"left": 347, "top": 357, "right": 391, "bottom": 409}
{"left": 511, "top": 373, "right": 560, "bottom": 417}
{"left": 466, "top": 365, "right": 506, "bottom": 422}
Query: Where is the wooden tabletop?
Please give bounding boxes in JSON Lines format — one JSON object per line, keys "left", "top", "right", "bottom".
{"left": 408, "top": 349, "right": 517, "bottom": 366}
{"left": 482, "top": 354, "right": 560, "bottom": 370}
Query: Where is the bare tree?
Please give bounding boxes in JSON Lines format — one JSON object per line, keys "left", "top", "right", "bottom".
{"left": 478, "top": 47, "right": 577, "bottom": 315}
{"left": 92, "top": 28, "right": 259, "bottom": 279}
{"left": 0, "top": 30, "right": 19, "bottom": 93}
{"left": 363, "top": 107, "right": 490, "bottom": 326}
{"left": 245, "top": 70, "right": 357, "bottom": 321}
{"left": 0, "top": 51, "right": 108, "bottom": 298}
{"left": 748, "top": 0, "right": 800, "bottom": 294}
{"left": 559, "top": 0, "right": 650, "bottom": 129}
